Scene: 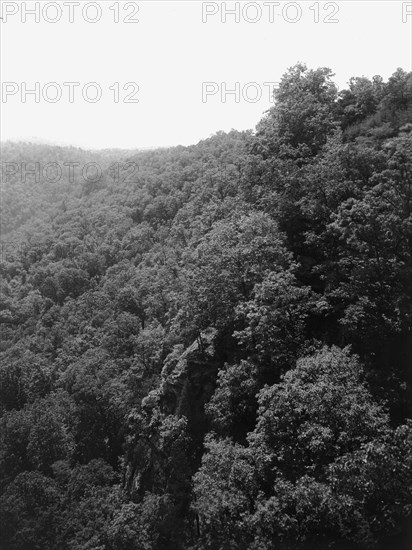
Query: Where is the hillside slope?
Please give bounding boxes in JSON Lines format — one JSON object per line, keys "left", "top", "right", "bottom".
{"left": 1, "top": 65, "right": 411, "bottom": 550}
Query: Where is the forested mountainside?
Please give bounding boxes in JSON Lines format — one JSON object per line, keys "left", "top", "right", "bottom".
{"left": 0, "top": 64, "right": 411, "bottom": 550}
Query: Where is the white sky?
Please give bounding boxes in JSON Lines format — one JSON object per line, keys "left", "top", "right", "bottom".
{"left": 0, "top": 0, "right": 411, "bottom": 149}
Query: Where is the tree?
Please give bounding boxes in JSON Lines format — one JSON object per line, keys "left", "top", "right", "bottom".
{"left": 193, "top": 436, "right": 257, "bottom": 550}
{"left": 254, "top": 63, "right": 338, "bottom": 160}
{"left": 206, "top": 360, "right": 259, "bottom": 441}
{"left": 180, "top": 212, "right": 291, "bottom": 337}
{"left": 0, "top": 471, "right": 61, "bottom": 550}
{"left": 235, "top": 269, "right": 328, "bottom": 374}
{"left": 249, "top": 346, "right": 389, "bottom": 482}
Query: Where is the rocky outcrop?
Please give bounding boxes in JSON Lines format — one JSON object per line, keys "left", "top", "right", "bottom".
{"left": 145, "top": 328, "right": 218, "bottom": 416}
{"left": 124, "top": 327, "right": 229, "bottom": 497}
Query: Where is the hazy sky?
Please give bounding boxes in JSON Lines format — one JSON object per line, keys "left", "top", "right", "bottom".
{"left": 1, "top": 0, "right": 411, "bottom": 149}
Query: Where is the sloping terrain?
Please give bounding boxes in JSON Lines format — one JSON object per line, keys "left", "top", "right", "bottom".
{"left": 0, "top": 65, "right": 411, "bottom": 550}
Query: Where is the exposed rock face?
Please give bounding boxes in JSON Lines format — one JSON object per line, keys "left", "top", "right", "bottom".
{"left": 143, "top": 327, "right": 219, "bottom": 417}
{"left": 124, "top": 327, "right": 227, "bottom": 497}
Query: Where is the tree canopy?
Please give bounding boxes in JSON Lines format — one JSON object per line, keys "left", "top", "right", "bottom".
{"left": 1, "top": 64, "right": 411, "bottom": 550}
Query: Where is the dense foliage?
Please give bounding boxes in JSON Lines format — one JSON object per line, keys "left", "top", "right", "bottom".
{"left": 1, "top": 64, "right": 411, "bottom": 549}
